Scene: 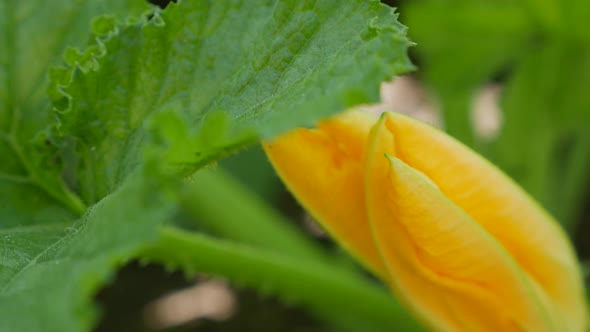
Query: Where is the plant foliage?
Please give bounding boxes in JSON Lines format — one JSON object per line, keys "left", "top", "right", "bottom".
{"left": 0, "top": 0, "right": 419, "bottom": 331}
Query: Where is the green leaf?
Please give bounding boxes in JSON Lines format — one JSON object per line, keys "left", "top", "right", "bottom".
{"left": 0, "top": 4, "right": 155, "bottom": 328}
{"left": 0, "top": 223, "right": 69, "bottom": 282}
{"left": 0, "top": 168, "right": 177, "bottom": 332}
{"left": 0, "top": 181, "right": 75, "bottom": 229}
{"left": 0, "top": 0, "right": 149, "bottom": 117}
{"left": 52, "top": 0, "right": 413, "bottom": 204}
{"left": 0, "top": 0, "right": 152, "bottom": 220}
{"left": 146, "top": 108, "right": 258, "bottom": 176}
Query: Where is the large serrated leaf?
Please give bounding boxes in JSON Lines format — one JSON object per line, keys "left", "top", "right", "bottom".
{"left": 51, "top": 0, "right": 413, "bottom": 204}
{"left": 1, "top": 0, "right": 417, "bottom": 331}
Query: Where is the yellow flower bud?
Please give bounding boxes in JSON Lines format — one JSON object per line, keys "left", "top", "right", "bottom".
{"left": 263, "top": 110, "right": 588, "bottom": 332}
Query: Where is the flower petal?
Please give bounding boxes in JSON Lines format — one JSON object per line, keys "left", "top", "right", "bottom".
{"left": 365, "top": 113, "right": 557, "bottom": 331}
{"left": 378, "top": 112, "right": 588, "bottom": 331}
{"left": 262, "top": 111, "right": 387, "bottom": 277}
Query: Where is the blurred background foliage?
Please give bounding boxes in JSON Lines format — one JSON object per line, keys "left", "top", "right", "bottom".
{"left": 98, "top": 0, "right": 590, "bottom": 331}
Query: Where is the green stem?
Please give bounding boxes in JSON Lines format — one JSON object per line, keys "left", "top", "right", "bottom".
{"left": 142, "top": 226, "right": 424, "bottom": 332}
{"left": 181, "top": 169, "right": 349, "bottom": 266}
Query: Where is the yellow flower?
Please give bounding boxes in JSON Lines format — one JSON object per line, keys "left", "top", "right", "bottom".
{"left": 263, "top": 110, "right": 588, "bottom": 332}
